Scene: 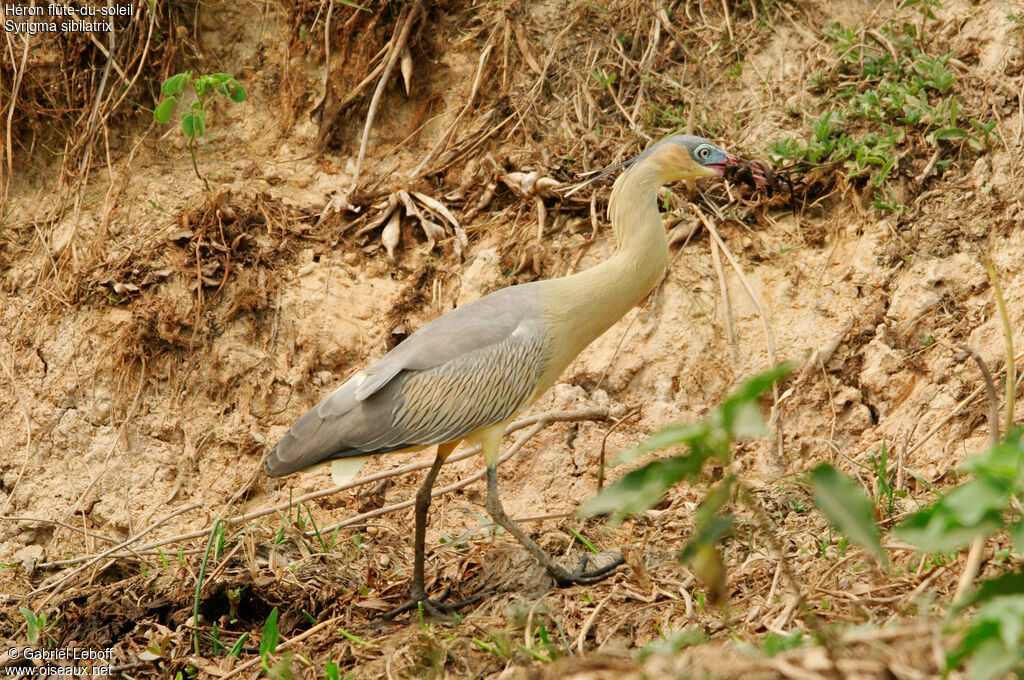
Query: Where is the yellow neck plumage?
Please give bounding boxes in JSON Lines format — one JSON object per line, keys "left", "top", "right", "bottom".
{"left": 534, "top": 153, "right": 688, "bottom": 389}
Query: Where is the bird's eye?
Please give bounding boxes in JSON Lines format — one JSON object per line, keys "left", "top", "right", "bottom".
{"left": 696, "top": 145, "right": 711, "bottom": 160}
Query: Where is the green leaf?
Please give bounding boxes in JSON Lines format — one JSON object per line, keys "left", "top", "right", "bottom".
{"left": 228, "top": 81, "right": 248, "bottom": 102}
{"left": 337, "top": 0, "right": 371, "bottom": 10}
{"left": 638, "top": 628, "right": 706, "bottom": 660}
{"left": 615, "top": 422, "right": 707, "bottom": 464}
{"left": 192, "top": 74, "right": 214, "bottom": 97}
{"left": 19, "top": 607, "right": 39, "bottom": 644}
{"left": 933, "top": 127, "right": 968, "bottom": 140}
{"left": 180, "top": 113, "right": 197, "bottom": 138}
{"left": 193, "top": 109, "right": 207, "bottom": 137}
{"left": 580, "top": 456, "right": 703, "bottom": 522}
{"left": 947, "top": 595, "right": 1024, "bottom": 679}
{"left": 161, "top": 72, "right": 188, "bottom": 96}
{"left": 260, "top": 607, "right": 280, "bottom": 656}
{"left": 583, "top": 365, "right": 793, "bottom": 524}
{"left": 809, "top": 464, "right": 887, "bottom": 564}
{"left": 893, "top": 478, "right": 1007, "bottom": 551}
{"left": 229, "top": 632, "right": 249, "bottom": 658}
{"left": 962, "top": 431, "right": 1024, "bottom": 488}
{"left": 154, "top": 96, "right": 177, "bottom": 123}
{"left": 680, "top": 478, "right": 736, "bottom": 562}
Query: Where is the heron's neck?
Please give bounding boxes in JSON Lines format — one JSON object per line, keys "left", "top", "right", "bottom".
{"left": 541, "top": 162, "right": 669, "bottom": 356}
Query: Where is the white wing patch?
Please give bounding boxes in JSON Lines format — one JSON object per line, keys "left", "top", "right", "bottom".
{"left": 331, "top": 456, "right": 369, "bottom": 486}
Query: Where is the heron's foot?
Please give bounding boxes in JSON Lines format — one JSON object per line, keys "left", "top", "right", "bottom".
{"left": 551, "top": 553, "right": 625, "bottom": 587}
{"left": 381, "top": 584, "right": 485, "bottom": 620}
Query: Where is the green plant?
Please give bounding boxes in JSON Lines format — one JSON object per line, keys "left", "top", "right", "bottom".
{"left": 582, "top": 364, "right": 795, "bottom": 598}
{"left": 324, "top": 653, "right": 340, "bottom": 680}
{"left": 870, "top": 438, "right": 905, "bottom": 517}
{"left": 769, "top": 15, "right": 997, "bottom": 213}
{"left": 583, "top": 363, "right": 892, "bottom": 607}
{"left": 19, "top": 607, "right": 48, "bottom": 645}
{"left": 192, "top": 518, "right": 222, "bottom": 654}
{"left": 153, "top": 72, "right": 247, "bottom": 194}
{"left": 760, "top": 629, "right": 805, "bottom": 657}
{"left": 894, "top": 429, "right": 1024, "bottom": 554}
{"left": 894, "top": 429, "right": 1024, "bottom": 677}
{"left": 260, "top": 606, "right": 280, "bottom": 671}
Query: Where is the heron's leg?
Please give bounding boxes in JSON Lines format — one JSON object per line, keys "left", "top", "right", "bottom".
{"left": 484, "top": 463, "right": 623, "bottom": 586}
{"left": 383, "top": 443, "right": 483, "bottom": 620}
{"left": 409, "top": 452, "right": 445, "bottom": 601}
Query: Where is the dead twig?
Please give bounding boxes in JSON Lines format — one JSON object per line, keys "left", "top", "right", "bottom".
{"left": 694, "top": 207, "right": 784, "bottom": 463}
{"left": 951, "top": 345, "right": 998, "bottom": 605}
{"left": 350, "top": 0, "right": 425, "bottom": 193}
{"left": 35, "top": 408, "right": 614, "bottom": 570}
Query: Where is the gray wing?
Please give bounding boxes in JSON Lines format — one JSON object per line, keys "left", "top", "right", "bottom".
{"left": 264, "top": 284, "right": 549, "bottom": 477}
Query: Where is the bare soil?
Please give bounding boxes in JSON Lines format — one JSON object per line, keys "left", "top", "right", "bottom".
{"left": 1, "top": 0, "right": 1022, "bottom": 678}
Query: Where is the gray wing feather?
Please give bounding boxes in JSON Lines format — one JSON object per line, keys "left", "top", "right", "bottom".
{"left": 264, "top": 285, "right": 548, "bottom": 477}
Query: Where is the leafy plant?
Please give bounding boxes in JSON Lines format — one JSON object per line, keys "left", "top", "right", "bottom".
{"left": 770, "top": 16, "right": 997, "bottom": 212}
{"left": 808, "top": 464, "right": 887, "bottom": 565}
{"left": 894, "top": 429, "right": 1024, "bottom": 553}
{"left": 19, "top": 607, "right": 47, "bottom": 645}
{"left": 582, "top": 364, "right": 794, "bottom": 597}
{"left": 894, "top": 428, "right": 1024, "bottom": 675}
{"left": 153, "top": 72, "right": 247, "bottom": 194}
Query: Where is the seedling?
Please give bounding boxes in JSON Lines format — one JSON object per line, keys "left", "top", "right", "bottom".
{"left": 19, "top": 607, "right": 48, "bottom": 645}
{"left": 324, "top": 655, "right": 340, "bottom": 680}
{"left": 153, "top": 72, "right": 247, "bottom": 194}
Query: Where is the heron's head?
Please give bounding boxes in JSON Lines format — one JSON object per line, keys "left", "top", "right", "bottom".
{"left": 565, "top": 134, "right": 768, "bottom": 199}
{"left": 643, "top": 134, "right": 740, "bottom": 182}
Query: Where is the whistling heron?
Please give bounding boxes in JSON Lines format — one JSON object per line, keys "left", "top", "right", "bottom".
{"left": 264, "top": 135, "right": 755, "bottom": 616}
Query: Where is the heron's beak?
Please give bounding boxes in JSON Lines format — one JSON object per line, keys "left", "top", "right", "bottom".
{"left": 707, "top": 152, "right": 743, "bottom": 178}
{"left": 722, "top": 153, "right": 773, "bottom": 187}
{"left": 705, "top": 161, "right": 728, "bottom": 177}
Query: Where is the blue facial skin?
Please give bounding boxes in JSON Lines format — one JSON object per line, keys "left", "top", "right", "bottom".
{"left": 572, "top": 134, "right": 738, "bottom": 193}
{"left": 652, "top": 134, "right": 732, "bottom": 175}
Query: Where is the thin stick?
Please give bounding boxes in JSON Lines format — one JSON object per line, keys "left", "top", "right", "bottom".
{"left": 906, "top": 349, "right": 1024, "bottom": 458}
{"left": 952, "top": 346, "right": 999, "bottom": 605}
{"left": 710, "top": 236, "right": 737, "bottom": 355}
{"left": 2, "top": 29, "right": 30, "bottom": 215}
{"left": 983, "top": 258, "right": 1015, "bottom": 435}
{"left": 694, "top": 209, "right": 784, "bottom": 460}
{"left": 576, "top": 587, "right": 617, "bottom": 653}
{"left": 30, "top": 504, "right": 204, "bottom": 603}
{"left": 350, "top": 0, "right": 425, "bottom": 192}
{"left": 720, "top": 0, "right": 735, "bottom": 43}
{"left": 408, "top": 36, "right": 494, "bottom": 180}
{"left": 597, "top": 407, "right": 640, "bottom": 491}
{"left": 35, "top": 408, "right": 611, "bottom": 570}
